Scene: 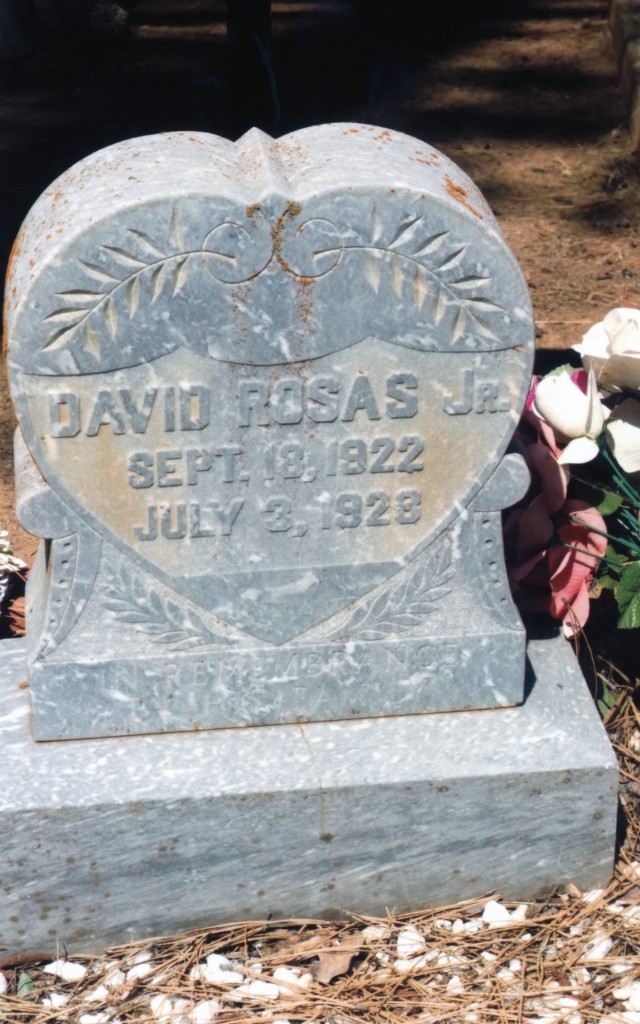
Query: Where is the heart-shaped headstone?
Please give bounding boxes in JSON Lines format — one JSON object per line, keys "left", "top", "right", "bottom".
{"left": 8, "top": 125, "right": 532, "bottom": 745}
{"left": 7, "top": 125, "right": 534, "bottom": 737}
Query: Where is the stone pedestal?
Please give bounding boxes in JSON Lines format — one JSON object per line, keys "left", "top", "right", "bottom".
{"left": 0, "top": 633, "right": 617, "bottom": 954}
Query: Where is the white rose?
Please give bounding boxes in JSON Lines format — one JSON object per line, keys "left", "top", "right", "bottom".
{"left": 575, "top": 308, "right": 640, "bottom": 391}
{"left": 533, "top": 369, "right": 607, "bottom": 463}
{"left": 606, "top": 397, "right": 640, "bottom": 473}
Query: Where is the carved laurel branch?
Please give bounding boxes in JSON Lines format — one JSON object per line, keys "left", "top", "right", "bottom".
{"left": 41, "top": 205, "right": 504, "bottom": 361}
{"left": 40, "top": 209, "right": 254, "bottom": 362}
{"left": 101, "top": 562, "right": 237, "bottom": 650}
{"left": 330, "top": 536, "right": 455, "bottom": 642}
{"left": 311, "top": 213, "right": 504, "bottom": 345}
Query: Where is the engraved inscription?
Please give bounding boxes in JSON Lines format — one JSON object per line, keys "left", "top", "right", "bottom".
{"left": 133, "top": 499, "right": 245, "bottom": 541}
{"left": 48, "top": 386, "right": 210, "bottom": 437}
{"left": 42, "top": 367, "right": 428, "bottom": 554}
{"left": 79, "top": 633, "right": 509, "bottom": 690}
{"left": 25, "top": 339, "right": 526, "bottom": 595}
{"left": 443, "top": 368, "right": 511, "bottom": 415}
{"left": 236, "top": 373, "right": 417, "bottom": 426}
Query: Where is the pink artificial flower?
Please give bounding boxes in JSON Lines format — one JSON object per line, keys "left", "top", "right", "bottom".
{"left": 547, "top": 500, "right": 608, "bottom": 638}
{"left": 521, "top": 376, "right": 565, "bottom": 460}
{"left": 524, "top": 375, "right": 542, "bottom": 414}
{"left": 504, "top": 431, "right": 567, "bottom": 567}
{"left": 505, "top": 394, "right": 607, "bottom": 637}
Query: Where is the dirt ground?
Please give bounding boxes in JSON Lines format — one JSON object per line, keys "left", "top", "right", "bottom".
{"left": 1, "top": 0, "right": 639, "bottom": 565}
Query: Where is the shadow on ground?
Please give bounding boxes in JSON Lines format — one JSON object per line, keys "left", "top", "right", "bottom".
{"left": 0, "top": 0, "right": 626, "bottom": 308}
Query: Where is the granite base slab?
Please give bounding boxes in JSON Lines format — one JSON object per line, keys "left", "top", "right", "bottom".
{"left": 0, "top": 634, "right": 617, "bottom": 954}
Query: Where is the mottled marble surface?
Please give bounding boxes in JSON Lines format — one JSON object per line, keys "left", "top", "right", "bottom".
{"left": 0, "top": 634, "right": 617, "bottom": 953}
{"left": 7, "top": 125, "right": 534, "bottom": 738}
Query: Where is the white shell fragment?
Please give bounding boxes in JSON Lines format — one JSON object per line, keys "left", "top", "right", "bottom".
{"left": 127, "top": 961, "right": 155, "bottom": 982}
{"left": 619, "top": 1013, "right": 640, "bottom": 1024}
{"left": 43, "top": 960, "right": 88, "bottom": 982}
{"left": 199, "top": 954, "right": 245, "bottom": 985}
{"left": 150, "top": 993, "right": 174, "bottom": 1019}
{"left": 453, "top": 918, "right": 484, "bottom": 935}
{"left": 581, "top": 934, "right": 614, "bottom": 961}
{"left": 481, "top": 900, "right": 513, "bottom": 927}
{"left": 393, "top": 951, "right": 437, "bottom": 974}
{"left": 623, "top": 862, "right": 640, "bottom": 881}
{"left": 272, "top": 967, "right": 313, "bottom": 993}
{"left": 105, "top": 970, "right": 127, "bottom": 990}
{"left": 583, "top": 888, "right": 604, "bottom": 903}
{"left": 191, "top": 1000, "right": 221, "bottom": 1023}
{"left": 616, "top": 982, "right": 640, "bottom": 1012}
{"left": 130, "top": 952, "right": 152, "bottom": 965}
{"left": 396, "top": 926, "right": 426, "bottom": 958}
{"left": 361, "top": 925, "right": 389, "bottom": 943}
{"left": 446, "top": 974, "right": 465, "bottom": 994}
{"left": 84, "top": 984, "right": 110, "bottom": 1003}
{"left": 510, "top": 904, "right": 529, "bottom": 922}
{"left": 42, "top": 992, "right": 69, "bottom": 1008}
{"left": 233, "top": 979, "right": 280, "bottom": 1000}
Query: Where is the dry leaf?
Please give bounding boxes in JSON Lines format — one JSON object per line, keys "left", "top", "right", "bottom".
{"left": 281, "top": 928, "right": 335, "bottom": 959}
{"left": 618, "top": 884, "right": 640, "bottom": 904}
{"left": 310, "top": 933, "right": 362, "bottom": 984}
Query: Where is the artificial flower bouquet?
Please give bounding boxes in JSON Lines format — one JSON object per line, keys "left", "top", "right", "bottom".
{"left": 505, "top": 308, "right": 640, "bottom": 639}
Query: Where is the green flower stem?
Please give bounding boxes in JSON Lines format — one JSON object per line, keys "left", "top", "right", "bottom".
{"left": 561, "top": 543, "right": 619, "bottom": 566}
{"left": 620, "top": 506, "right": 640, "bottom": 530}
{"left": 600, "top": 447, "right": 640, "bottom": 507}
{"left": 567, "top": 515, "right": 640, "bottom": 557}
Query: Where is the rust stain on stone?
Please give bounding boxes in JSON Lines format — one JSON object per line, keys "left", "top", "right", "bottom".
{"left": 230, "top": 282, "right": 251, "bottom": 349}
{"left": 3, "top": 231, "right": 25, "bottom": 352}
{"left": 295, "top": 274, "right": 317, "bottom": 337}
{"left": 444, "top": 174, "right": 483, "bottom": 219}
{"left": 271, "top": 198, "right": 320, "bottom": 349}
{"left": 272, "top": 201, "right": 302, "bottom": 274}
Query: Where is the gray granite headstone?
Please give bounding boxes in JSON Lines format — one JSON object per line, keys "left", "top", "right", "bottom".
{"left": 0, "top": 124, "right": 618, "bottom": 954}
{"left": 6, "top": 124, "right": 533, "bottom": 740}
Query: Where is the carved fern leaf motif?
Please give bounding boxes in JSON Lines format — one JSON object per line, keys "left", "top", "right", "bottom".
{"left": 331, "top": 537, "right": 455, "bottom": 642}
{"left": 343, "top": 212, "right": 503, "bottom": 345}
{"left": 41, "top": 209, "right": 241, "bottom": 361}
{"left": 101, "top": 563, "right": 237, "bottom": 650}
